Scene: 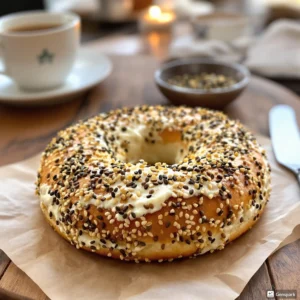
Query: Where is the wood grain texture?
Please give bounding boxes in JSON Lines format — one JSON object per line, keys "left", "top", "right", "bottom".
{"left": 268, "top": 239, "right": 300, "bottom": 290}
{"left": 0, "top": 252, "right": 10, "bottom": 279}
{"left": 238, "top": 263, "right": 273, "bottom": 300}
{"left": 0, "top": 55, "right": 299, "bottom": 300}
{"left": 0, "top": 263, "right": 49, "bottom": 300}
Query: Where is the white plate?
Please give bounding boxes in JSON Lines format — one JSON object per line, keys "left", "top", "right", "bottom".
{"left": 0, "top": 47, "right": 112, "bottom": 105}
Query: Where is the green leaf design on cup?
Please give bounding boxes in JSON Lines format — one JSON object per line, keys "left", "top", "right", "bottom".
{"left": 38, "top": 49, "right": 55, "bottom": 64}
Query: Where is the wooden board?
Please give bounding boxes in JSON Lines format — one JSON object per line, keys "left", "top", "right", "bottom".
{"left": 0, "top": 55, "right": 299, "bottom": 300}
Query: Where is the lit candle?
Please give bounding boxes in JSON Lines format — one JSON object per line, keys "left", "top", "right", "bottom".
{"left": 139, "top": 5, "right": 176, "bottom": 31}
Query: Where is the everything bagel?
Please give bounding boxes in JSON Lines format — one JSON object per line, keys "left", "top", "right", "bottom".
{"left": 36, "top": 106, "right": 271, "bottom": 262}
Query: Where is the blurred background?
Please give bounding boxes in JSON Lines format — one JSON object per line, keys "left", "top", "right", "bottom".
{"left": 1, "top": 0, "right": 300, "bottom": 92}
{"left": 1, "top": 0, "right": 300, "bottom": 41}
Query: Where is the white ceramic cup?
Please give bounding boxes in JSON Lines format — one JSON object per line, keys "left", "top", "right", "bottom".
{"left": 0, "top": 11, "right": 80, "bottom": 90}
{"left": 192, "top": 12, "right": 249, "bottom": 42}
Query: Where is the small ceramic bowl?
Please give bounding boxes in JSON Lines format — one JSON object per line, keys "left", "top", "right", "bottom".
{"left": 154, "top": 58, "right": 250, "bottom": 110}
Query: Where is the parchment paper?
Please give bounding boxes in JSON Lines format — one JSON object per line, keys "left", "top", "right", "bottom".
{"left": 0, "top": 137, "right": 299, "bottom": 300}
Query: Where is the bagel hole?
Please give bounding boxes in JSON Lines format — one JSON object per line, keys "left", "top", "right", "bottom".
{"left": 129, "top": 142, "right": 182, "bottom": 165}
{"left": 120, "top": 128, "right": 185, "bottom": 165}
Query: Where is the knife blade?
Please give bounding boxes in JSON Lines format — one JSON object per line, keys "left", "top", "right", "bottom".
{"left": 269, "top": 105, "right": 300, "bottom": 184}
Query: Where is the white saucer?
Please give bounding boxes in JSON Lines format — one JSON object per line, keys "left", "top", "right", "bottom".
{"left": 0, "top": 47, "right": 112, "bottom": 105}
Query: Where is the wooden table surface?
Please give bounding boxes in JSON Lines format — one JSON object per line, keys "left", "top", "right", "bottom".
{"left": 0, "top": 54, "right": 299, "bottom": 300}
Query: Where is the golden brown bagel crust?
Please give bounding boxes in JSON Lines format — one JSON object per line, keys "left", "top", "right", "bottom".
{"left": 36, "top": 106, "right": 271, "bottom": 262}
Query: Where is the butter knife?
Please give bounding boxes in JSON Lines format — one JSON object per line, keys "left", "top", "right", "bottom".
{"left": 269, "top": 105, "right": 300, "bottom": 185}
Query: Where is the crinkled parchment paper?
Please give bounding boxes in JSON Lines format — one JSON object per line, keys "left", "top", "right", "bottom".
{"left": 0, "top": 137, "right": 299, "bottom": 300}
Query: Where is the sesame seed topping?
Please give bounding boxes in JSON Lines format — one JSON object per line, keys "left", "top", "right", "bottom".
{"left": 36, "top": 105, "right": 270, "bottom": 262}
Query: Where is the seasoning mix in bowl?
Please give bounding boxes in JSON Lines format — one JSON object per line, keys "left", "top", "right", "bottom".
{"left": 155, "top": 58, "right": 250, "bottom": 109}
{"left": 167, "top": 73, "right": 237, "bottom": 91}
